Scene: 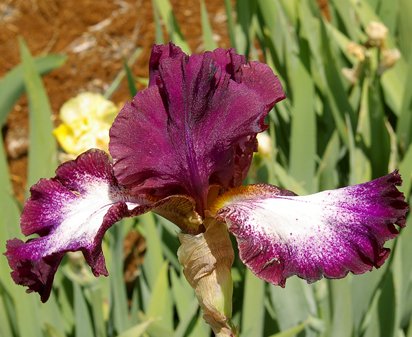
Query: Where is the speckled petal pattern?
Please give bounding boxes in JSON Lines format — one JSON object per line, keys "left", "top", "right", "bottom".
{"left": 214, "top": 172, "right": 408, "bottom": 286}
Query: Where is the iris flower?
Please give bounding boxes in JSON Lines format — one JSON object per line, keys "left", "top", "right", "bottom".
{"left": 5, "top": 43, "right": 408, "bottom": 336}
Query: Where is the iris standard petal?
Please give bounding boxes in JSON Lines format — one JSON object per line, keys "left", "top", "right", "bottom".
{"left": 110, "top": 43, "right": 285, "bottom": 213}
{"left": 213, "top": 171, "right": 408, "bottom": 286}
{"left": 5, "top": 149, "right": 148, "bottom": 302}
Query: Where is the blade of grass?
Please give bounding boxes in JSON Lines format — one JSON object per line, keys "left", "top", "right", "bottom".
{"left": 19, "top": 38, "right": 57, "bottom": 190}
{"left": 0, "top": 54, "right": 66, "bottom": 127}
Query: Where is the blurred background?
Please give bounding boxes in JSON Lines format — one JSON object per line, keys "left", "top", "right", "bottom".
{"left": 1, "top": 0, "right": 411, "bottom": 336}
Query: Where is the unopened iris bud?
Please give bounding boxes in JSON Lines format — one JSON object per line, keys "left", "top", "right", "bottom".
{"left": 347, "top": 42, "right": 366, "bottom": 62}
{"left": 378, "top": 48, "right": 401, "bottom": 74}
{"left": 365, "top": 21, "right": 388, "bottom": 47}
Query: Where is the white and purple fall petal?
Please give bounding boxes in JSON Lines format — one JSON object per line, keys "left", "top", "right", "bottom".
{"left": 6, "top": 150, "right": 153, "bottom": 302}
{"left": 213, "top": 171, "right": 408, "bottom": 287}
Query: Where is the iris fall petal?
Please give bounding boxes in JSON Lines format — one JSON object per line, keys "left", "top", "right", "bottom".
{"left": 5, "top": 150, "right": 151, "bottom": 301}
{"left": 213, "top": 171, "right": 408, "bottom": 286}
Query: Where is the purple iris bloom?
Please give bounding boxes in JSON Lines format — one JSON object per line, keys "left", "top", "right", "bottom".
{"left": 5, "top": 43, "right": 408, "bottom": 304}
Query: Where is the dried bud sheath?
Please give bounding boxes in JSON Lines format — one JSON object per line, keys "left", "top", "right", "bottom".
{"left": 178, "top": 220, "right": 236, "bottom": 337}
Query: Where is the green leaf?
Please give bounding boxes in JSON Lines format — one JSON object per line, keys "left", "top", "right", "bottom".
{"left": 186, "top": 313, "right": 210, "bottom": 337}
{"left": 396, "top": 54, "right": 412, "bottom": 151}
{"left": 329, "top": 279, "right": 353, "bottom": 337}
{"left": 224, "top": 0, "right": 237, "bottom": 50}
{"left": 269, "top": 278, "right": 314, "bottom": 331}
{"left": 235, "top": 0, "right": 257, "bottom": 56}
{"left": 89, "top": 285, "right": 107, "bottom": 337}
{"left": 19, "top": 38, "right": 57, "bottom": 190}
{"left": 0, "top": 295, "right": 14, "bottom": 337}
{"left": 109, "top": 222, "right": 131, "bottom": 333}
{"left": 124, "top": 61, "right": 138, "bottom": 97}
{"left": 331, "top": 0, "right": 361, "bottom": 40}
{"left": 378, "top": 0, "right": 399, "bottom": 33}
{"left": 105, "top": 48, "right": 141, "bottom": 99}
{"left": 0, "top": 54, "right": 66, "bottom": 127}
{"left": 287, "top": 53, "right": 316, "bottom": 193}
{"left": 0, "top": 139, "right": 21, "bottom": 295}
{"left": 141, "top": 213, "right": 164, "bottom": 287}
{"left": 74, "top": 284, "right": 95, "bottom": 337}
{"left": 200, "top": 0, "right": 217, "bottom": 50}
{"left": 40, "top": 295, "right": 67, "bottom": 337}
{"left": 317, "top": 131, "right": 340, "bottom": 190}
{"left": 319, "top": 20, "right": 353, "bottom": 147}
{"left": 268, "top": 319, "right": 308, "bottom": 337}
{"left": 377, "top": 271, "right": 397, "bottom": 337}
{"left": 399, "top": 145, "right": 412, "bottom": 197}
{"left": 147, "top": 262, "right": 173, "bottom": 331}
{"left": 241, "top": 270, "right": 265, "bottom": 337}
{"left": 170, "top": 269, "right": 194, "bottom": 321}
{"left": 152, "top": 0, "right": 164, "bottom": 44}
{"left": 398, "top": 0, "right": 412, "bottom": 58}
{"left": 14, "top": 290, "right": 43, "bottom": 337}
{"left": 151, "top": 0, "right": 190, "bottom": 53}
{"left": 173, "top": 298, "right": 199, "bottom": 337}
{"left": 117, "top": 319, "right": 154, "bottom": 337}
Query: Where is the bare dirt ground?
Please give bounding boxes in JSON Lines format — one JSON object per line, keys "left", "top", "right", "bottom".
{"left": 0, "top": 0, "right": 230, "bottom": 202}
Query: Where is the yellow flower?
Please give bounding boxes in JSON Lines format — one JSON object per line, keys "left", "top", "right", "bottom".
{"left": 53, "top": 93, "right": 118, "bottom": 156}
